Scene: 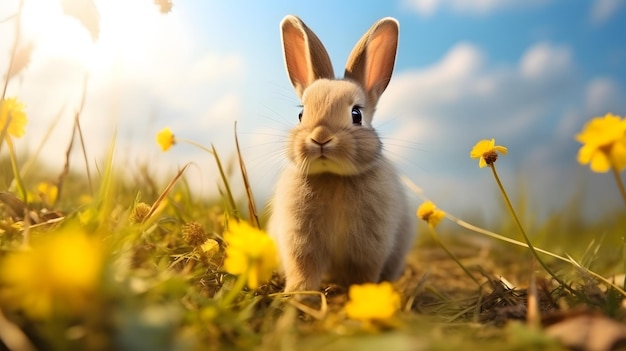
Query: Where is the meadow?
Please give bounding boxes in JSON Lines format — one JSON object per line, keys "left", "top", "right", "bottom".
{"left": 2, "top": 2, "right": 626, "bottom": 351}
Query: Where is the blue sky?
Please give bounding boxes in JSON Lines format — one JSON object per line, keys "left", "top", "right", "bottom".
{"left": 2, "top": 0, "right": 626, "bottom": 223}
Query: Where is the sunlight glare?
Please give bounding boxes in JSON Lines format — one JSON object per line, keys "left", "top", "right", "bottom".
{"left": 19, "top": 0, "right": 166, "bottom": 76}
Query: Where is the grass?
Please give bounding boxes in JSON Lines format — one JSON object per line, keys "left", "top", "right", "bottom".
{"left": 1, "top": 142, "right": 625, "bottom": 351}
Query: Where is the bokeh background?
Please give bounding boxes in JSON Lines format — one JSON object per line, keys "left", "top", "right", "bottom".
{"left": 1, "top": 0, "right": 625, "bottom": 223}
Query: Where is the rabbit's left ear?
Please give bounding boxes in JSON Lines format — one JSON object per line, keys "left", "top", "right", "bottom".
{"left": 281, "top": 15, "right": 334, "bottom": 99}
{"left": 344, "top": 18, "right": 399, "bottom": 106}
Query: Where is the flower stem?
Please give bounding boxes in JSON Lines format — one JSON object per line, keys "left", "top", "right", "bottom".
{"left": 623, "top": 236, "right": 626, "bottom": 291}
{"left": 610, "top": 165, "right": 626, "bottom": 209}
{"left": 428, "top": 226, "right": 481, "bottom": 287}
{"left": 6, "top": 136, "right": 27, "bottom": 203}
{"left": 490, "top": 164, "right": 574, "bottom": 294}
{"left": 178, "top": 138, "right": 214, "bottom": 155}
{"left": 403, "top": 175, "right": 626, "bottom": 296}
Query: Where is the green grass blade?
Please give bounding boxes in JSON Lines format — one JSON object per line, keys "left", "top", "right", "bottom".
{"left": 211, "top": 144, "right": 239, "bottom": 219}
{"left": 234, "top": 122, "right": 259, "bottom": 228}
{"left": 143, "top": 163, "right": 190, "bottom": 224}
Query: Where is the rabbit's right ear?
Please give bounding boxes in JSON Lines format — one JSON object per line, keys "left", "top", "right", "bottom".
{"left": 281, "top": 15, "right": 334, "bottom": 98}
{"left": 344, "top": 18, "right": 399, "bottom": 107}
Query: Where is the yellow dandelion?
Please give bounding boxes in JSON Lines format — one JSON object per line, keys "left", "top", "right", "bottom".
{"left": 575, "top": 113, "right": 626, "bottom": 173}
{"left": 78, "top": 207, "right": 97, "bottom": 226}
{"left": 200, "top": 239, "right": 219, "bottom": 254}
{"left": 156, "top": 127, "right": 176, "bottom": 151}
{"left": 0, "top": 229, "right": 104, "bottom": 318}
{"left": 36, "top": 181, "right": 58, "bottom": 205}
{"left": 417, "top": 201, "right": 446, "bottom": 228}
{"left": 223, "top": 220, "right": 278, "bottom": 289}
{"left": 470, "top": 138, "right": 508, "bottom": 168}
{"left": 344, "top": 282, "right": 401, "bottom": 322}
{"left": 0, "top": 97, "right": 28, "bottom": 139}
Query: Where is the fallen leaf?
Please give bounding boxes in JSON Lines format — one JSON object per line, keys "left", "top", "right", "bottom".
{"left": 545, "top": 311, "right": 626, "bottom": 351}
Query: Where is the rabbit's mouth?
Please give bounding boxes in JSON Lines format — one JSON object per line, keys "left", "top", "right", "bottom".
{"left": 304, "top": 156, "right": 358, "bottom": 176}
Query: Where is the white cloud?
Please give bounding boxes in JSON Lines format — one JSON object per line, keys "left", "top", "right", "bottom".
{"left": 555, "top": 79, "right": 625, "bottom": 144}
{"left": 402, "top": 0, "right": 551, "bottom": 16}
{"left": 190, "top": 54, "right": 246, "bottom": 84}
{"left": 585, "top": 77, "right": 624, "bottom": 114}
{"left": 590, "top": 0, "right": 624, "bottom": 24}
{"left": 405, "top": 0, "right": 442, "bottom": 17}
{"left": 374, "top": 41, "right": 626, "bottom": 220}
{"left": 379, "top": 41, "right": 576, "bottom": 155}
{"left": 520, "top": 43, "right": 572, "bottom": 79}
{"left": 379, "top": 43, "right": 484, "bottom": 118}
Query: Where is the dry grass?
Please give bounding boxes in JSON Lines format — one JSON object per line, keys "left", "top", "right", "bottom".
{"left": 2, "top": 145, "right": 626, "bottom": 351}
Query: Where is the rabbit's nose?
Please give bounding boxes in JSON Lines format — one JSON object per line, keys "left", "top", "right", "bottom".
{"left": 310, "top": 127, "right": 333, "bottom": 146}
{"left": 311, "top": 137, "right": 332, "bottom": 146}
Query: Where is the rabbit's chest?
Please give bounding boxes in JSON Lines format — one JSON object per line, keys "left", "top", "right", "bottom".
{"left": 303, "top": 175, "right": 374, "bottom": 239}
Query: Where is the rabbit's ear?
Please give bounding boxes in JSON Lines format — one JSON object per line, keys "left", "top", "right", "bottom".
{"left": 344, "top": 18, "right": 398, "bottom": 106}
{"left": 281, "top": 15, "right": 334, "bottom": 98}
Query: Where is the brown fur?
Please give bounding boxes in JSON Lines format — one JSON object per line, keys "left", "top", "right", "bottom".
{"left": 268, "top": 15, "right": 414, "bottom": 292}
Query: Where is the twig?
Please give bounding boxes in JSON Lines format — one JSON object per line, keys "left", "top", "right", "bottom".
{"left": 0, "top": 12, "right": 18, "bottom": 24}
{"left": 526, "top": 258, "right": 540, "bottom": 328}
{"left": 75, "top": 74, "right": 93, "bottom": 194}
{"left": 0, "top": 309, "right": 36, "bottom": 351}
{"left": 143, "top": 163, "right": 190, "bottom": 223}
{"left": 57, "top": 74, "right": 92, "bottom": 201}
{"left": 1, "top": 0, "right": 24, "bottom": 100}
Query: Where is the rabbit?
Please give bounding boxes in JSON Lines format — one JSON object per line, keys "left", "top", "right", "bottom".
{"left": 268, "top": 15, "right": 415, "bottom": 293}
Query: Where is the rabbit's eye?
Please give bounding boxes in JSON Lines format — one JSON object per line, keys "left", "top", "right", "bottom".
{"left": 298, "top": 109, "right": 303, "bottom": 122}
{"left": 351, "top": 106, "right": 362, "bottom": 126}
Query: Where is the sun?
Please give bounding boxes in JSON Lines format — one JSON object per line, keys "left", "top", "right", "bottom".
{"left": 16, "top": 0, "right": 166, "bottom": 74}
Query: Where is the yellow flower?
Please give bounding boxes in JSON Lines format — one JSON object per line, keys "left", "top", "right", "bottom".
{"left": 0, "top": 229, "right": 104, "bottom": 318}
{"left": 0, "top": 97, "right": 27, "bottom": 139}
{"left": 36, "top": 181, "right": 58, "bottom": 205}
{"left": 156, "top": 127, "right": 176, "bottom": 151}
{"left": 470, "top": 138, "right": 508, "bottom": 168}
{"left": 223, "top": 220, "right": 278, "bottom": 289}
{"left": 417, "top": 201, "right": 446, "bottom": 228}
{"left": 200, "top": 239, "right": 219, "bottom": 254}
{"left": 78, "top": 207, "right": 97, "bottom": 226}
{"left": 575, "top": 113, "right": 626, "bottom": 173}
{"left": 344, "top": 282, "right": 401, "bottom": 322}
